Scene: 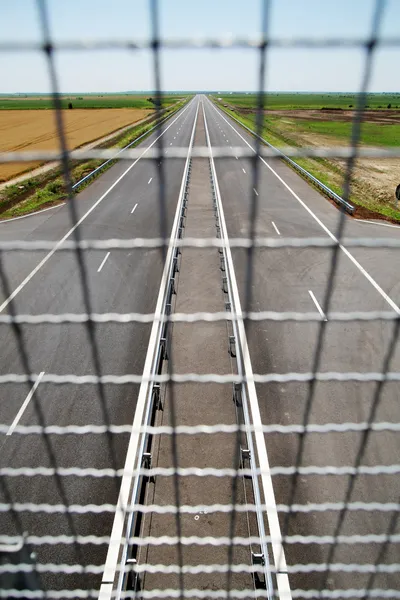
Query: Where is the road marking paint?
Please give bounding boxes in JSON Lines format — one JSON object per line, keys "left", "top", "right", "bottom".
{"left": 272, "top": 221, "right": 280, "bottom": 235}
{"left": 207, "top": 97, "right": 400, "bottom": 315}
{"left": 203, "top": 102, "right": 291, "bottom": 600}
{"left": 0, "top": 99, "right": 194, "bottom": 314}
{"left": 97, "top": 252, "right": 110, "bottom": 273}
{"left": 236, "top": 156, "right": 238, "bottom": 160}
{"left": 7, "top": 371, "right": 45, "bottom": 436}
{"left": 170, "top": 142, "right": 172, "bottom": 145}
{"left": 174, "top": 136, "right": 176, "bottom": 139}
{"left": 356, "top": 219, "right": 400, "bottom": 229}
{"left": 308, "top": 290, "right": 327, "bottom": 321}
{"left": 0, "top": 203, "right": 66, "bottom": 224}
{"left": 100, "top": 98, "right": 200, "bottom": 599}
{"left": 148, "top": 178, "right": 152, "bottom": 184}
{"left": 131, "top": 203, "right": 138, "bottom": 214}
{"left": 242, "top": 168, "right": 246, "bottom": 174}
{"left": 253, "top": 188, "right": 258, "bottom": 196}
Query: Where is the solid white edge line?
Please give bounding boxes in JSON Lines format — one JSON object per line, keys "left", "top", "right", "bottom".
{"left": 203, "top": 99, "right": 292, "bottom": 600}
{"left": 206, "top": 97, "right": 400, "bottom": 316}
{"left": 97, "top": 252, "right": 110, "bottom": 273}
{"left": 0, "top": 203, "right": 66, "bottom": 224}
{"left": 0, "top": 99, "right": 194, "bottom": 315}
{"left": 131, "top": 203, "right": 138, "bottom": 214}
{"left": 356, "top": 218, "right": 400, "bottom": 230}
{"left": 272, "top": 221, "right": 281, "bottom": 235}
{"left": 7, "top": 371, "right": 45, "bottom": 436}
{"left": 308, "top": 290, "right": 327, "bottom": 321}
{"left": 99, "top": 98, "right": 200, "bottom": 599}
{"left": 147, "top": 177, "right": 152, "bottom": 185}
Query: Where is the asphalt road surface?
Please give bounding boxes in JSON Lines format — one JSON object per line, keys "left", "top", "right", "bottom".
{"left": 0, "top": 97, "right": 199, "bottom": 593}
{"left": 1, "top": 94, "right": 399, "bottom": 597}
{"left": 203, "top": 95, "right": 400, "bottom": 594}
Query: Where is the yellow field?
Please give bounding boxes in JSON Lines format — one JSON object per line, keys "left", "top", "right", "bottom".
{"left": 0, "top": 108, "right": 150, "bottom": 182}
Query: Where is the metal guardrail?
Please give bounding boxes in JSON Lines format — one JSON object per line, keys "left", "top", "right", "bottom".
{"left": 207, "top": 157, "right": 275, "bottom": 598}
{"left": 211, "top": 99, "right": 355, "bottom": 215}
{"left": 99, "top": 98, "right": 199, "bottom": 600}
{"left": 203, "top": 101, "right": 291, "bottom": 600}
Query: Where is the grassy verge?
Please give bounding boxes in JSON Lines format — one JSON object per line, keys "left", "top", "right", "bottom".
{"left": 296, "top": 119, "right": 400, "bottom": 147}
{"left": 0, "top": 99, "right": 189, "bottom": 219}
{"left": 213, "top": 99, "right": 400, "bottom": 223}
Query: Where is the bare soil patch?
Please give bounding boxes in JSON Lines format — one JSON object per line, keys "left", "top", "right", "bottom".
{"left": 227, "top": 104, "right": 400, "bottom": 125}
{"left": 266, "top": 108, "right": 400, "bottom": 125}
{"left": 287, "top": 128, "right": 400, "bottom": 213}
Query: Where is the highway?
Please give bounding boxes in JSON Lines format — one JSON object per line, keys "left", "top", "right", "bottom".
{"left": 203, "top": 95, "right": 400, "bottom": 593}
{"left": 0, "top": 97, "right": 199, "bottom": 592}
{"left": 0, "top": 93, "right": 399, "bottom": 596}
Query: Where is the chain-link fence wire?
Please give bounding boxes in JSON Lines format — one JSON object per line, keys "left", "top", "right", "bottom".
{"left": 0, "top": 0, "right": 400, "bottom": 598}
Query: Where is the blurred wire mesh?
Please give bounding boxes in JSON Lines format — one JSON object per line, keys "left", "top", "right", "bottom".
{"left": 0, "top": 0, "right": 400, "bottom": 599}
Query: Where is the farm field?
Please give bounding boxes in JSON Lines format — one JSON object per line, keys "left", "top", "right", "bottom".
{"left": 0, "top": 94, "right": 183, "bottom": 110}
{"left": 214, "top": 93, "right": 400, "bottom": 221}
{"left": 0, "top": 107, "right": 151, "bottom": 181}
{"left": 215, "top": 92, "right": 400, "bottom": 110}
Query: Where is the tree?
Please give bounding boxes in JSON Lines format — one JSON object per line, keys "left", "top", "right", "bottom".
{"left": 388, "top": 103, "right": 392, "bottom": 109}
{"left": 349, "top": 105, "right": 353, "bottom": 108}
{"left": 68, "top": 102, "right": 73, "bottom": 109}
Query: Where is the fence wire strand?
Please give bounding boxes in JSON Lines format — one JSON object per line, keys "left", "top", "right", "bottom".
{"left": 0, "top": 0, "right": 400, "bottom": 599}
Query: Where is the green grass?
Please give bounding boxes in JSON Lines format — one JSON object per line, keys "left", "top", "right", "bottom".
{"left": 0, "top": 99, "right": 188, "bottom": 218}
{"left": 296, "top": 119, "right": 400, "bottom": 147}
{"left": 0, "top": 94, "right": 185, "bottom": 110}
{"left": 215, "top": 92, "right": 400, "bottom": 110}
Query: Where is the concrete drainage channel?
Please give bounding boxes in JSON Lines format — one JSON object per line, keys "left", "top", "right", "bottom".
{"left": 101, "top": 100, "right": 287, "bottom": 600}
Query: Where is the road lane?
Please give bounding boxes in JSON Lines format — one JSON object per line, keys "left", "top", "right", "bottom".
{"left": 0, "top": 97, "right": 200, "bottom": 592}
{"left": 1, "top": 92, "right": 399, "bottom": 596}
{"left": 203, "top": 96, "right": 400, "bottom": 592}
{"left": 0, "top": 98, "right": 197, "bottom": 308}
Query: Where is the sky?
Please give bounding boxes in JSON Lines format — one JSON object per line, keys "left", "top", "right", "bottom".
{"left": 0, "top": 0, "right": 399, "bottom": 94}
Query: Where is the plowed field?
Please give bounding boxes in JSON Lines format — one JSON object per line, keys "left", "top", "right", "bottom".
{"left": 0, "top": 108, "right": 150, "bottom": 182}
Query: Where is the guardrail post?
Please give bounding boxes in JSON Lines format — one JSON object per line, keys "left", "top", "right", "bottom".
{"left": 232, "top": 383, "right": 242, "bottom": 407}
{"left": 126, "top": 558, "right": 141, "bottom": 593}
{"left": 152, "top": 384, "right": 163, "bottom": 411}
{"left": 229, "top": 335, "right": 236, "bottom": 357}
